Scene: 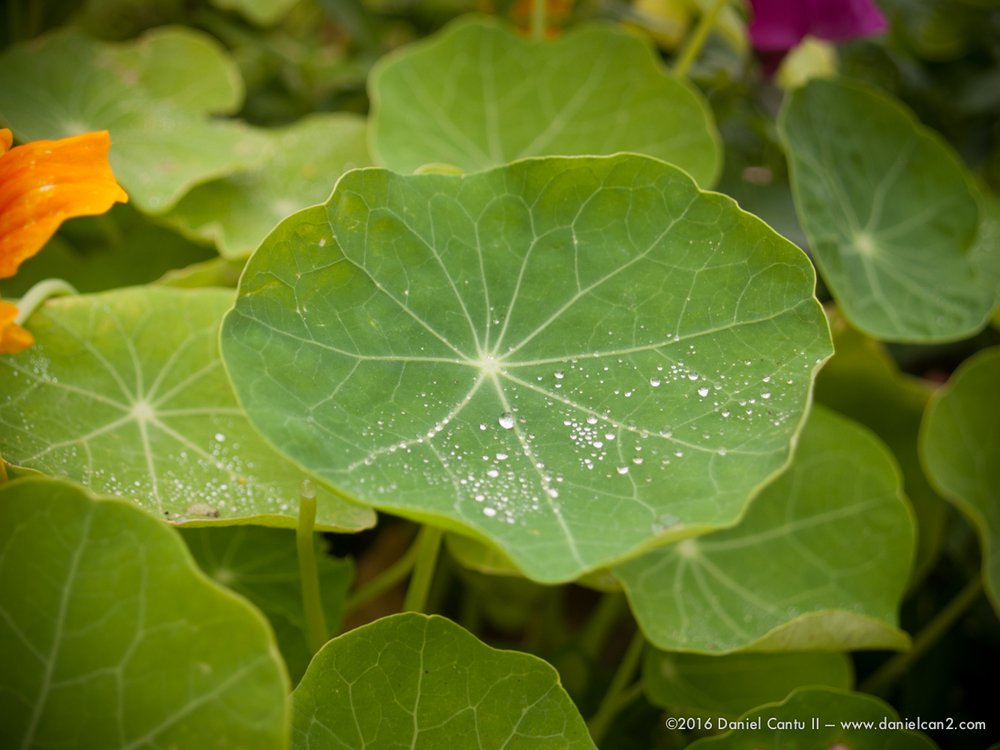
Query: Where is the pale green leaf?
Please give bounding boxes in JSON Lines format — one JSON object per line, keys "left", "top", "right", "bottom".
{"left": 221, "top": 154, "right": 830, "bottom": 582}
{"left": 615, "top": 406, "right": 914, "bottom": 652}
{"left": 370, "top": 17, "right": 720, "bottom": 185}
{"left": 779, "top": 78, "right": 994, "bottom": 342}
{"left": 181, "top": 526, "right": 353, "bottom": 683}
{"left": 163, "top": 114, "right": 371, "bottom": 258}
{"left": 686, "top": 687, "right": 938, "bottom": 749}
{"left": 0, "top": 28, "right": 264, "bottom": 214}
{"left": 291, "top": 613, "right": 597, "bottom": 749}
{"left": 0, "top": 477, "right": 290, "bottom": 749}
{"left": 0, "top": 287, "right": 374, "bottom": 532}
{"left": 643, "top": 650, "right": 852, "bottom": 719}
{"left": 211, "top": 0, "right": 300, "bottom": 26}
{"left": 921, "top": 346, "right": 1000, "bottom": 614}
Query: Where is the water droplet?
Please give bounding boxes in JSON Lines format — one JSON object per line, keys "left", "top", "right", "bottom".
{"left": 632, "top": 456, "right": 644, "bottom": 465}
{"left": 697, "top": 387, "right": 709, "bottom": 397}
{"left": 649, "top": 377, "right": 661, "bottom": 388}
{"left": 546, "top": 488, "right": 559, "bottom": 499}
{"left": 486, "top": 468, "right": 499, "bottom": 478}
{"left": 479, "top": 423, "right": 487, "bottom": 431}
{"left": 498, "top": 413, "right": 515, "bottom": 429}
{"left": 586, "top": 415, "right": 598, "bottom": 425}
{"left": 761, "top": 392, "right": 771, "bottom": 400}
{"left": 616, "top": 465, "right": 629, "bottom": 475}
{"left": 483, "top": 507, "right": 497, "bottom": 517}
{"left": 554, "top": 370, "right": 565, "bottom": 380}
{"left": 763, "top": 376, "right": 771, "bottom": 383}
{"left": 495, "top": 452, "right": 508, "bottom": 461}
{"left": 214, "top": 433, "right": 225, "bottom": 442}
{"left": 721, "top": 410, "right": 731, "bottom": 418}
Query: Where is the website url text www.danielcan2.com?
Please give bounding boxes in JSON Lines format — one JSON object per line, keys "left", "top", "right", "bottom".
{"left": 664, "top": 716, "right": 988, "bottom": 732}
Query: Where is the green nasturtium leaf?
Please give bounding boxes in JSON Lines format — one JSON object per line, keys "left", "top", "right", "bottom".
{"left": 163, "top": 113, "right": 371, "bottom": 259}
{"left": 221, "top": 154, "right": 831, "bottom": 583}
{"left": 686, "top": 687, "right": 938, "bottom": 749}
{"left": 0, "top": 287, "right": 374, "bottom": 532}
{"left": 921, "top": 346, "right": 1000, "bottom": 614}
{"left": 0, "top": 477, "right": 289, "bottom": 750}
{"left": 370, "top": 17, "right": 720, "bottom": 186}
{"left": 615, "top": 406, "right": 914, "bottom": 652}
{"left": 643, "top": 650, "right": 852, "bottom": 720}
{"left": 0, "top": 27, "right": 263, "bottom": 214}
{"left": 816, "top": 310, "right": 947, "bottom": 584}
{"left": 779, "top": 78, "right": 995, "bottom": 342}
{"left": 291, "top": 612, "right": 597, "bottom": 749}
{"left": 181, "top": 526, "right": 353, "bottom": 684}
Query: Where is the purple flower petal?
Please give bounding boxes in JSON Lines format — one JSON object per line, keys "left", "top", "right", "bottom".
{"left": 749, "top": 0, "right": 887, "bottom": 53}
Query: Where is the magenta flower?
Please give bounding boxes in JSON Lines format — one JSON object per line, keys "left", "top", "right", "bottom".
{"left": 748, "top": 0, "right": 887, "bottom": 54}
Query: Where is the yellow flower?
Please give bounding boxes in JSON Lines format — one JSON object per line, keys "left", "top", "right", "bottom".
{"left": 0, "top": 127, "right": 127, "bottom": 353}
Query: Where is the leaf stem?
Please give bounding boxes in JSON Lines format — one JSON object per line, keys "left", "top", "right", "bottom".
{"left": 344, "top": 531, "right": 422, "bottom": 615}
{"left": 861, "top": 575, "right": 983, "bottom": 695}
{"left": 587, "top": 627, "right": 646, "bottom": 744}
{"left": 14, "top": 279, "right": 78, "bottom": 325}
{"left": 296, "top": 479, "right": 329, "bottom": 655}
{"left": 579, "top": 592, "right": 627, "bottom": 659}
{"left": 531, "top": 0, "right": 546, "bottom": 41}
{"left": 673, "top": 0, "right": 728, "bottom": 79}
{"left": 402, "top": 525, "right": 443, "bottom": 613}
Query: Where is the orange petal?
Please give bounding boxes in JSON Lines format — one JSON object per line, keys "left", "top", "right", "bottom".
{"left": 0, "top": 299, "right": 34, "bottom": 354}
{"left": 0, "top": 130, "right": 128, "bottom": 279}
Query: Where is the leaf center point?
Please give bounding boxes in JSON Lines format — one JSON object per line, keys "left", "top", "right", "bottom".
{"left": 131, "top": 400, "right": 156, "bottom": 423}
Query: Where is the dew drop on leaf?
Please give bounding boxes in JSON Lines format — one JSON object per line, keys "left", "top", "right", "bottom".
{"left": 498, "top": 413, "right": 515, "bottom": 429}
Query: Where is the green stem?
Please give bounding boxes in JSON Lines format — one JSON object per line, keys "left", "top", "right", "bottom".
{"left": 402, "top": 525, "right": 443, "bottom": 613}
{"left": 531, "top": 0, "right": 546, "bottom": 40}
{"left": 344, "top": 532, "right": 421, "bottom": 616}
{"left": 579, "top": 592, "right": 627, "bottom": 660}
{"left": 13, "top": 279, "right": 78, "bottom": 325}
{"left": 861, "top": 576, "right": 983, "bottom": 696}
{"left": 296, "top": 479, "right": 329, "bottom": 655}
{"left": 673, "top": 0, "right": 727, "bottom": 79}
{"left": 588, "top": 628, "right": 646, "bottom": 744}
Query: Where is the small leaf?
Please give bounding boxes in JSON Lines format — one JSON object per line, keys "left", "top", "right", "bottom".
{"left": 163, "top": 114, "right": 371, "bottom": 258}
{"left": 0, "top": 287, "right": 374, "bottom": 532}
{"left": 779, "top": 78, "right": 995, "bottom": 342}
{"left": 0, "top": 477, "right": 290, "bottom": 749}
{"left": 615, "top": 406, "right": 914, "bottom": 652}
{"left": 686, "top": 687, "right": 938, "bottom": 749}
{"left": 181, "top": 525, "right": 354, "bottom": 683}
{"left": 0, "top": 28, "right": 264, "bottom": 214}
{"left": 921, "top": 346, "right": 1000, "bottom": 615}
{"left": 291, "top": 612, "right": 597, "bottom": 749}
{"left": 643, "top": 650, "right": 852, "bottom": 719}
{"left": 370, "top": 17, "right": 720, "bottom": 185}
{"left": 221, "top": 154, "right": 831, "bottom": 582}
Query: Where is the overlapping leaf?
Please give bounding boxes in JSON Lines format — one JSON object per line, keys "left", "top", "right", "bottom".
{"left": 686, "top": 688, "right": 937, "bottom": 749}
{"left": 0, "top": 287, "right": 374, "bottom": 531}
{"left": 181, "top": 526, "right": 354, "bottom": 683}
{"left": 779, "top": 78, "right": 996, "bottom": 342}
{"left": 370, "top": 17, "right": 720, "bottom": 185}
{"left": 0, "top": 27, "right": 263, "bottom": 213}
{"left": 291, "top": 613, "right": 596, "bottom": 749}
{"left": 221, "top": 154, "right": 830, "bottom": 582}
{"left": 163, "top": 114, "right": 371, "bottom": 258}
{"left": 0, "top": 477, "right": 289, "bottom": 749}
{"left": 643, "top": 650, "right": 852, "bottom": 719}
{"left": 615, "top": 406, "right": 913, "bottom": 652}
{"left": 816, "top": 311, "right": 946, "bottom": 583}
{"left": 921, "top": 346, "right": 1000, "bottom": 615}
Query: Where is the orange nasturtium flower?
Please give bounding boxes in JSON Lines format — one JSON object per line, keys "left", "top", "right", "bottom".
{"left": 0, "top": 127, "right": 128, "bottom": 353}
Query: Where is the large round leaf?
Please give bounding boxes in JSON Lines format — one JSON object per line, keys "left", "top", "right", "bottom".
{"left": 291, "top": 613, "right": 596, "bottom": 749}
{"left": 778, "top": 78, "right": 995, "bottom": 342}
{"left": 0, "top": 287, "right": 374, "bottom": 531}
{"left": 221, "top": 154, "right": 831, "bottom": 582}
{"left": 615, "top": 406, "right": 914, "bottom": 652}
{"left": 0, "top": 28, "right": 263, "bottom": 214}
{"left": 369, "top": 17, "right": 720, "bottom": 186}
{"left": 921, "top": 346, "right": 1000, "bottom": 615}
{"left": 0, "top": 477, "right": 289, "bottom": 749}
